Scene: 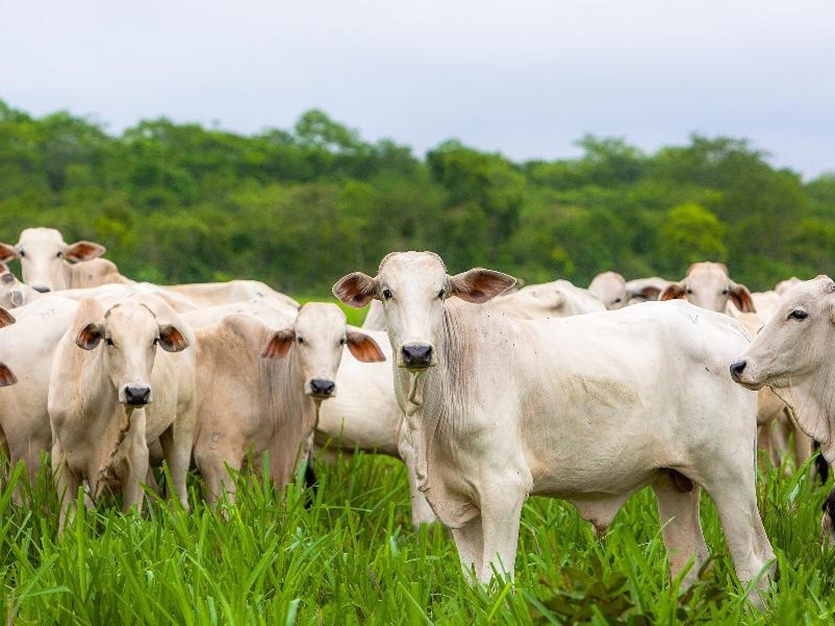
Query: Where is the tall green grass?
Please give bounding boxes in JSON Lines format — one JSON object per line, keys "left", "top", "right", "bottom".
{"left": 1, "top": 453, "right": 833, "bottom": 625}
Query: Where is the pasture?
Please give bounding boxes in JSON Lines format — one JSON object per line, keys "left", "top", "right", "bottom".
{"left": 1, "top": 437, "right": 834, "bottom": 624}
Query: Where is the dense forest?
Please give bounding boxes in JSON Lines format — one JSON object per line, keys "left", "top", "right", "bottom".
{"left": 0, "top": 98, "right": 833, "bottom": 294}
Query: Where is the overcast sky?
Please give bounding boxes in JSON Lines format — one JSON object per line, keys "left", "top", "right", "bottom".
{"left": 0, "top": 0, "right": 832, "bottom": 179}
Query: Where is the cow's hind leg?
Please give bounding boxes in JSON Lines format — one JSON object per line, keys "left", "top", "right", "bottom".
{"left": 702, "top": 459, "right": 774, "bottom": 605}
{"left": 651, "top": 470, "right": 709, "bottom": 587}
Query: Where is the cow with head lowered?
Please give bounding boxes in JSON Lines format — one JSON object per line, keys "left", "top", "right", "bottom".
{"left": 334, "top": 251, "right": 773, "bottom": 601}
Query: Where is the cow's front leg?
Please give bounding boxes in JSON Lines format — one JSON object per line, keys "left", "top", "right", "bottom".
{"left": 478, "top": 487, "right": 527, "bottom": 583}
{"left": 450, "top": 515, "right": 484, "bottom": 582}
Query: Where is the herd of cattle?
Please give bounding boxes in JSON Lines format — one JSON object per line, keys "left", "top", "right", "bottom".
{"left": 1, "top": 226, "right": 834, "bottom": 603}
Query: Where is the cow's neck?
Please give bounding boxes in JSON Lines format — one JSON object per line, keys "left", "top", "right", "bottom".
{"left": 774, "top": 369, "right": 835, "bottom": 463}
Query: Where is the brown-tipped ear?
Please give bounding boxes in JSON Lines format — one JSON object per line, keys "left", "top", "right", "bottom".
{"left": 64, "top": 241, "right": 106, "bottom": 263}
{"left": 729, "top": 281, "right": 756, "bottom": 313}
{"left": 76, "top": 322, "right": 104, "bottom": 350}
{"left": 0, "top": 262, "right": 8, "bottom": 274}
{"left": 0, "top": 243, "right": 18, "bottom": 263}
{"left": 346, "top": 330, "right": 386, "bottom": 363}
{"left": 333, "top": 272, "right": 378, "bottom": 308}
{"left": 158, "top": 324, "right": 190, "bottom": 352}
{"left": 0, "top": 307, "right": 14, "bottom": 328}
{"left": 0, "top": 362, "right": 17, "bottom": 387}
{"left": 661, "top": 282, "right": 686, "bottom": 301}
{"left": 448, "top": 268, "right": 517, "bottom": 304}
{"left": 633, "top": 285, "right": 663, "bottom": 301}
{"left": 261, "top": 328, "right": 295, "bottom": 359}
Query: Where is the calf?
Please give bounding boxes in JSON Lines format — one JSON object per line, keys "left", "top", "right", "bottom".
{"left": 335, "top": 251, "right": 774, "bottom": 598}
{"left": 49, "top": 296, "right": 195, "bottom": 529}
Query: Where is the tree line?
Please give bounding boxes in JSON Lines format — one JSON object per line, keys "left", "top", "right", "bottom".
{"left": 1, "top": 98, "right": 833, "bottom": 294}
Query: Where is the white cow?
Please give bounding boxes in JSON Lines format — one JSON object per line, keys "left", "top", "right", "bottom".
{"left": 334, "top": 251, "right": 774, "bottom": 597}
{"left": 49, "top": 296, "right": 195, "bottom": 529}
{"left": 0, "top": 298, "right": 80, "bottom": 490}
{"left": 491, "top": 280, "right": 605, "bottom": 319}
{"left": 730, "top": 276, "right": 835, "bottom": 540}
{"left": 191, "top": 302, "right": 384, "bottom": 504}
{"left": 624, "top": 277, "right": 672, "bottom": 305}
{"left": 316, "top": 328, "right": 436, "bottom": 528}
{"left": 161, "top": 280, "right": 300, "bottom": 311}
{"left": 0, "top": 227, "right": 131, "bottom": 292}
{"left": 588, "top": 271, "right": 628, "bottom": 310}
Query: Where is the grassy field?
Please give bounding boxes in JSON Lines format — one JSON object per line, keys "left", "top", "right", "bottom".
{"left": 1, "top": 451, "right": 835, "bottom": 625}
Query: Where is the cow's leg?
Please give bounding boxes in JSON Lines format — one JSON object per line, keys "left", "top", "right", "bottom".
{"left": 159, "top": 424, "right": 191, "bottom": 511}
{"left": 52, "top": 439, "right": 81, "bottom": 533}
{"left": 195, "top": 442, "right": 242, "bottom": 507}
{"left": 396, "top": 430, "right": 436, "bottom": 528}
{"left": 478, "top": 487, "right": 527, "bottom": 583}
{"left": 651, "top": 472, "right": 709, "bottom": 587}
{"left": 121, "top": 444, "right": 150, "bottom": 514}
{"left": 702, "top": 460, "right": 774, "bottom": 604}
{"left": 450, "top": 515, "right": 484, "bottom": 582}
{"left": 793, "top": 426, "right": 814, "bottom": 469}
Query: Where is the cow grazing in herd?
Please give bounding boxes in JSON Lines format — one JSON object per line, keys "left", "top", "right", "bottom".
{"left": 190, "top": 302, "right": 385, "bottom": 504}
{"left": 588, "top": 271, "right": 628, "bottom": 310}
{"left": 492, "top": 279, "right": 605, "bottom": 319}
{"left": 48, "top": 296, "right": 196, "bottom": 529}
{"left": 730, "top": 276, "right": 835, "bottom": 541}
{"left": 334, "top": 251, "right": 774, "bottom": 595}
{"left": 0, "top": 228, "right": 131, "bottom": 292}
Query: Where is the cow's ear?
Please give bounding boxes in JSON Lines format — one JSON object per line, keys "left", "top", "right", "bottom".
{"left": 76, "top": 322, "right": 104, "bottom": 350}
{"left": 261, "top": 328, "right": 295, "bottom": 359}
{"left": 633, "top": 284, "right": 663, "bottom": 301}
{"left": 0, "top": 307, "right": 14, "bottom": 328}
{"left": 0, "top": 243, "right": 18, "bottom": 263}
{"left": 64, "top": 241, "right": 106, "bottom": 262}
{"left": 0, "top": 363, "right": 16, "bottom": 387}
{"left": 0, "top": 262, "right": 8, "bottom": 274}
{"left": 346, "top": 330, "right": 386, "bottom": 363}
{"left": 729, "top": 281, "right": 756, "bottom": 313}
{"left": 158, "top": 324, "right": 190, "bottom": 352}
{"left": 448, "top": 269, "right": 517, "bottom": 304}
{"left": 333, "top": 272, "right": 378, "bottom": 308}
{"left": 661, "top": 282, "right": 686, "bottom": 301}
{"left": 9, "top": 289, "right": 24, "bottom": 307}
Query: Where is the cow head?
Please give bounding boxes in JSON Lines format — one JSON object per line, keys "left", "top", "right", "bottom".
{"left": 0, "top": 228, "right": 106, "bottom": 293}
{"left": 75, "top": 300, "right": 189, "bottom": 406}
{"left": 588, "top": 271, "right": 628, "bottom": 310}
{"left": 261, "top": 302, "right": 384, "bottom": 400}
{"left": 661, "top": 262, "right": 755, "bottom": 313}
{"left": 730, "top": 276, "right": 835, "bottom": 391}
{"left": 333, "top": 251, "right": 516, "bottom": 371}
{"left": 0, "top": 269, "right": 28, "bottom": 308}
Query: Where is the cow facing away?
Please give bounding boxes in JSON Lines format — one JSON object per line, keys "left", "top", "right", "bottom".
{"left": 191, "top": 302, "right": 384, "bottom": 505}
{"left": 730, "top": 276, "right": 835, "bottom": 540}
{"left": 0, "top": 228, "right": 131, "bottom": 292}
{"left": 334, "top": 251, "right": 774, "bottom": 598}
{"left": 491, "top": 279, "right": 605, "bottom": 319}
{"left": 48, "top": 296, "right": 196, "bottom": 530}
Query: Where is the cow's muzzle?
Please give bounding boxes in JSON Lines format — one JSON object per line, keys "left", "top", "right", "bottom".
{"left": 123, "top": 385, "right": 151, "bottom": 406}
{"left": 401, "top": 343, "right": 433, "bottom": 370}
{"left": 729, "top": 359, "right": 763, "bottom": 390}
{"left": 308, "top": 378, "right": 336, "bottom": 399}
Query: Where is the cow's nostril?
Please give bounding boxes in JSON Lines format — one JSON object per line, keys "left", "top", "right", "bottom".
{"left": 310, "top": 378, "right": 335, "bottom": 396}
{"left": 729, "top": 360, "right": 747, "bottom": 380}
{"left": 401, "top": 344, "right": 433, "bottom": 368}
{"left": 124, "top": 385, "right": 151, "bottom": 406}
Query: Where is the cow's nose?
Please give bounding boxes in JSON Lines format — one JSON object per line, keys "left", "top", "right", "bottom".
{"left": 124, "top": 385, "right": 151, "bottom": 406}
{"left": 729, "top": 360, "right": 746, "bottom": 381}
{"left": 401, "top": 344, "right": 433, "bottom": 369}
{"left": 309, "top": 378, "right": 335, "bottom": 397}
{"left": 32, "top": 285, "right": 50, "bottom": 293}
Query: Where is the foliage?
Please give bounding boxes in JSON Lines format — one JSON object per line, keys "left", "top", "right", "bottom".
{"left": 0, "top": 99, "right": 833, "bottom": 292}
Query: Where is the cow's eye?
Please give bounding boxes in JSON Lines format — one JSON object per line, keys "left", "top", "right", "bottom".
{"left": 297, "top": 336, "right": 305, "bottom": 344}
{"left": 105, "top": 337, "right": 114, "bottom": 346}
{"left": 339, "top": 337, "right": 346, "bottom": 345}
{"left": 437, "top": 288, "right": 446, "bottom": 299}
{"left": 382, "top": 288, "right": 393, "bottom": 301}
{"left": 787, "top": 310, "right": 808, "bottom": 321}
{"left": 18, "top": 250, "right": 25, "bottom": 258}
{"left": 686, "top": 288, "right": 693, "bottom": 295}
{"left": 153, "top": 337, "right": 159, "bottom": 346}
{"left": 721, "top": 288, "right": 729, "bottom": 295}
{"left": 613, "top": 297, "right": 621, "bottom": 304}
